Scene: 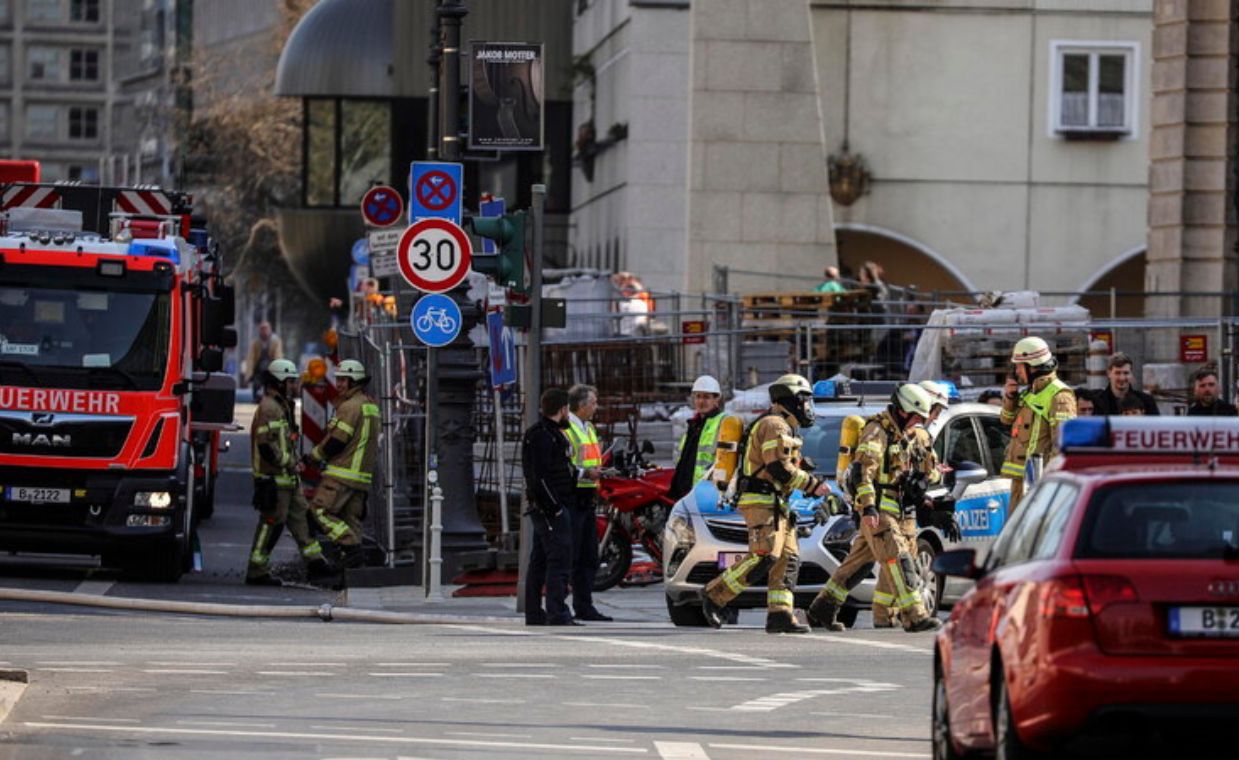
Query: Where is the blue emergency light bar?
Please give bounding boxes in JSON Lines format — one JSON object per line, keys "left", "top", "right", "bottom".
{"left": 1059, "top": 416, "right": 1239, "bottom": 453}
{"left": 127, "top": 238, "right": 180, "bottom": 264}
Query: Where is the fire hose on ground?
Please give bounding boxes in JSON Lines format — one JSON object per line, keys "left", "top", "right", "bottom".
{"left": 0, "top": 587, "right": 515, "bottom": 626}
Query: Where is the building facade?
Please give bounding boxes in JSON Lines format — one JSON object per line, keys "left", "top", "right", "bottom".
{"left": 572, "top": 0, "right": 1159, "bottom": 305}
{"left": 0, "top": 0, "right": 138, "bottom": 182}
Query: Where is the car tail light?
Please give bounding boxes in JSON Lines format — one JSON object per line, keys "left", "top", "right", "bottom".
{"left": 1081, "top": 574, "right": 1139, "bottom": 615}
{"left": 1042, "top": 576, "right": 1090, "bottom": 618}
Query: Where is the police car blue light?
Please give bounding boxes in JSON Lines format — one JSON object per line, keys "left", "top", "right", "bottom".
{"left": 935, "top": 379, "right": 961, "bottom": 402}
{"left": 813, "top": 380, "right": 837, "bottom": 399}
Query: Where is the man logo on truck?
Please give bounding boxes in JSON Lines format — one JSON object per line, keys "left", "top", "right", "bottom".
{"left": 12, "top": 433, "right": 71, "bottom": 448}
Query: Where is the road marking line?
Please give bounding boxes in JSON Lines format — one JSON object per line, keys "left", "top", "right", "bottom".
{"left": 709, "top": 743, "right": 928, "bottom": 758}
{"left": 375, "top": 663, "right": 450, "bottom": 668}
{"left": 311, "top": 725, "right": 403, "bottom": 733}
{"left": 147, "top": 662, "right": 235, "bottom": 668}
{"left": 729, "top": 680, "right": 901, "bottom": 712}
{"left": 582, "top": 675, "right": 663, "bottom": 681}
{"left": 43, "top": 716, "right": 138, "bottom": 724}
{"left": 190, "top": 690, "right": 273, "bottom": 696}
{"left": 810, "top": 711, "right": 896, "bottom": 719}
{"left": 66, "top": 687, "right": 156, "bottom": 693}
{"left": 444, "top": 731, "right": 532, "bottom": 739}
{"left": 442, "top": 697, "right": 526, "bottom": 705}
{"left": 35, "top": 662, "right": 119, "bottom": 666}
{"left": 479, "top": 662, "right": 556, "bottom": 668}
{"left": 368, "top": 673, "right": 444, "bottom": 678}
{"left": 177, "top": 720, "right": 275, "bottom": 728}
{"left": 21, "top": 723, "right": 650, "bottom": 754}
{"left": 696, "top": 665, "right": 764, "bottom": 670}
{"left": 655, "top": 742, "right": 711, "bottom": 759}
{"left": 472, "top": 673, "right": 555, "bottom": 679}
{"left": 37, "top": 668, "right": 114, "bottom": 673}
{"left": 143, "top": 669, "right": 229, "bottom": 675}
{"left": 572, "top": 737, "right": 636, "bottom": 743}
{"left": 689, "top": 676, "right": 766, "bottom": 682}
{"left": 71, "top": 580, "right": 114, "bottom": 596}
{"left": 564, "top": 701, "right": 648, "bottom": 709}
{"left": 315, "top": 693, "right": 404, "bottom": 701}
{"left": 812, "top": 635, "right": 932, "bottom": 654}
{"left": 587, "top": 664, "right": 664, "bottom": 669}
{"left": 268, "top": 662, "right": 347, "bottom": 667}
{"left": 255, "top": 671, "right": 335, "bottom": 677}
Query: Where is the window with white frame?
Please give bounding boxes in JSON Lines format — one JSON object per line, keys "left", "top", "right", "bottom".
{"left": 26, "top": 0, "right": 61, "bottom": 23}
{"left": 25, "top": 104, "right": 58, "bottom": 140}
{"left": 1050, "top": 42, "right": 1137, "bottom": 137}
{"left": 28, "top": 46, "right": 61, "bottom": 81}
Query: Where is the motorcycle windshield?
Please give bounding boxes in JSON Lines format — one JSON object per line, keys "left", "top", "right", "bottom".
{"left": 0, "top": 284, "right": 171, "bottom": 391}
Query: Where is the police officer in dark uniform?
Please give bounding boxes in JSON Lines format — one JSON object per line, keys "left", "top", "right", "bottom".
{"left": 521, "top": 388, "right": 579, "bottom": 626}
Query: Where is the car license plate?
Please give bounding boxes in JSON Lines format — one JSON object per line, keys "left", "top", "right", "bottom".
{"left": 717, "top": 551, "right": 746, "bottom": 570}
{"left": 1168, "top": 606, "right": 1239, "bottom": 637}
{"left": 5, "top": 487, "right": 71, "bottom": 504}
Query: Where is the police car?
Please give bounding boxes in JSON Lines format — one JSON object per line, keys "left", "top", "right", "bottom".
{"left": 662, "top": 380, "right": 1013, "bottom": 627}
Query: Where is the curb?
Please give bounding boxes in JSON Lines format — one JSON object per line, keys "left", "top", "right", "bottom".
{"left": 0, "top": 587, "right": 520, "bottom": 626}
{"left": 0, "top": 670, "right": 28, "bottom": 724}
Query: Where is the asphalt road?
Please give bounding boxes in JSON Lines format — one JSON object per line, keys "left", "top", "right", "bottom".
{"left": 1, "top": 404, "right": 940, "bottom": 759}
{"left": 0, "top": 611, "right": 936, "bottom": 759}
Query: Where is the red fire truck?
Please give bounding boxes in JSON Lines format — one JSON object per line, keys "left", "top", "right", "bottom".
{"left": 0, "top": 179, "right": 236, "bottom": 581}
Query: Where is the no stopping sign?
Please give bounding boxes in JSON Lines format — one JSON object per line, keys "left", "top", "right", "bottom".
{"left": 397, "top": 218, "right": 473, "bottom": 293}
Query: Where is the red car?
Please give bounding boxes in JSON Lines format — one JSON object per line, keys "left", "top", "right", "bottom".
{"left": 931, "top": 417, "right": 1239, "bottom": 759}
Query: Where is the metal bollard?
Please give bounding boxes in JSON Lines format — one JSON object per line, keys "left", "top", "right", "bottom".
{"left": 427, "top": 469, "right": 445, "bottom": 602}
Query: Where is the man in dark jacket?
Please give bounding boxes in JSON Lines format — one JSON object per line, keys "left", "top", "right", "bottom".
{"left": 521, "top": 388, "right": 580, "bottom": 626}
{"left": 1187, "top": 368, "right": 1238, "bottom": 416}
{"left": 1091, "top": 353, "right": 1159, "bottom": 416}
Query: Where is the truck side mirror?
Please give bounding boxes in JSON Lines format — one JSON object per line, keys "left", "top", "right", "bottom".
{"left": 218, "top": 327, "right": 238, "bottom": 349}
{"left": 217, "top": 284, "right": 236, "bottom": 323}
{"left": 198, "top": 347, "right": 223, "bottom": 373}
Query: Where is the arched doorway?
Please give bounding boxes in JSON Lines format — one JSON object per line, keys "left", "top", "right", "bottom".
{"left": 834, "top": 224, "right": 972, "bottom": 297}
{"left": 1074, "top": 247, "right": 1146, "bottom": 318}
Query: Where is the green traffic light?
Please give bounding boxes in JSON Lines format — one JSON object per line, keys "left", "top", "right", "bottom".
{"left": 467, "top": 210, "right": 527, "bottom": 294}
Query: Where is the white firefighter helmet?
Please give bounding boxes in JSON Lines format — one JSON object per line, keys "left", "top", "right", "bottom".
{"left": 918, "top": 380, "right": 950, "bottom": 409}
{"left": 691, "top": 375, "right": 722, "bottom": 395}
{"left": 1011, "top": 336, "right": 1054, "bottom": 367}
{"left": 770, "top": 374, "right": 815, "bottom": 426}
{"left": 893, "top": 383, "right": 934, "bottom": 419}
{"left": 335, "top": 359, "right": 368, "bottom": 382}
{"left": 266, "top": 359, "right": 299, "bottom": 383}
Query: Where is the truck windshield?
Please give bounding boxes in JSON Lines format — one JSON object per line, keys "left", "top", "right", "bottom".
{"left": 0, "top": 285, "right": 170, "bottom": 391}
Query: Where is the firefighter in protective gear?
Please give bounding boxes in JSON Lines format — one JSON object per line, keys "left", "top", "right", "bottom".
{"left": 1001, "top": 337, "right": 1076, "bottom": 507}
{"left": 246, "top": 359, "right": 330, "bottom": 585}
{"left": 305, "top": 359, "right": 381, "bottom": 569}
{"left": 871, "top": 381, "right": 949, "bottom": 627}
{"left": 702, "top": 374, "right": 829, "bottom": 634}
{"left": 669, "top": 375, "right": 743, "bottom": 500}
{"left": 809, "top": 384, "right": 942, "bottom": 633}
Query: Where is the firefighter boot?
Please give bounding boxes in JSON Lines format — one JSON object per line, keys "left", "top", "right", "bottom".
{"left": 701, "top": 594, "right": 725, "bottom": 630}
{"left": 765, "top": 610, "right": 811, "bottom": 634}
{"left": 905, "top": 616, "right": 943, "bottom": 633}
{"left": 339, "top": 543, "right": 366, "bottom": 570}
{"left": 807, "top": 596, "right": 845, "bottom": 632}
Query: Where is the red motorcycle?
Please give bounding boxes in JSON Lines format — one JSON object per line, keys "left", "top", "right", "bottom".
{"left": 593, "top": 440, "right": 678, "bottom": 591}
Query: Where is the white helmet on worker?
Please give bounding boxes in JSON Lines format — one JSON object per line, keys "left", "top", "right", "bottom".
{"left": 335, "top": 359, "right": 369, "bottom": 383}
{"left": 265, "top": 359, "right": 299, "bottom": 383}
{"left": 1011, "top": 337, "right": 1054, "bottom": 367}
{"left": 892, "top": 383, "right": 934, "bottom": 422}
{"left": 691, "top": 375, "right": 722, "bottom": 396}
{"left": 918, "top": 380, "right": 950, "bottom": 410}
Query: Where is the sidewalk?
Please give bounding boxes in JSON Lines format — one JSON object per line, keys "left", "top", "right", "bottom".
{"left": 344, "top": 583, "right": 672, "bottom": 624}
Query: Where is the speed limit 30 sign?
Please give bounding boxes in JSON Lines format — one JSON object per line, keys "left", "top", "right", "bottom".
{"left": 397, "top": 218, "right": 473, "bottom": 293}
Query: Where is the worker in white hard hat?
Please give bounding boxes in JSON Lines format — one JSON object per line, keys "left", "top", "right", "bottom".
{"left": 669, "top": 375, "right": 743, "bottom": 501}
{"left": 1000, "top": 336, "right": 1076, "bottom": 507}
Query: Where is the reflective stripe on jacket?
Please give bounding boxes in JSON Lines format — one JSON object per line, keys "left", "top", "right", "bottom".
{"left": 675, "top": 413, "right": 725, "bottom": 485}
{"left": 251, "top": 392, "right": 297, "bottom": 488}
{"left": 565, "top": 417, "right": 602, "bottom": 489}
{"left": 315, "top": 386, "right": 381, "bottom": 487}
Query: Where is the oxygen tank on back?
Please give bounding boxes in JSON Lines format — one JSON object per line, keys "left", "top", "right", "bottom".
{"left": 836, "top": 415, "right": 865, "bottom": 484}
{"left": 712, "top": 415, "right": 745, "bottom": 487}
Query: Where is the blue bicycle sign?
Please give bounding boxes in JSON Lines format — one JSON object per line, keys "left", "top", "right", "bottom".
{"left": 411, "top": 293, "right": 462, "bottom": 347}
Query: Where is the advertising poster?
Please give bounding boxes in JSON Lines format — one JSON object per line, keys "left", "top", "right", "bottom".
{"left": 469, "top": 42, "right": 544, "bottom": 151}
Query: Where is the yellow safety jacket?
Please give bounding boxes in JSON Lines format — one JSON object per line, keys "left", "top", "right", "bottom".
{"left": 251, "top": 391, "right": 298, "bottom": 489}
{"left": 313, "top": 385, "right": 381, "bottom": 487}
{"left": 1000, "top": 373, "right": 1076, "bottom": 479}
{"left": 853, "top": 411, "right": 915, "bottom": 517}
{"left": 676, "top": 412, "right": 743, "bottom": 486}
{"left": 566, "top": 416, "right": 602, "bottom": 489}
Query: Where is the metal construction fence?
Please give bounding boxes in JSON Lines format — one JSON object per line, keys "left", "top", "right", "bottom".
{"left": 323, "top": 287, "right": 1239, "bottom": 568}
